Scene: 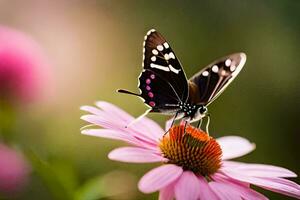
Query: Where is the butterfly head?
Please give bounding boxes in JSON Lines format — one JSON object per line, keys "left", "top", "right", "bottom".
{"left": 189, "top": 105, "right": 208, "bottom": 122}
{"left": 199, "top": 105, "right": 208, "bottom": 115}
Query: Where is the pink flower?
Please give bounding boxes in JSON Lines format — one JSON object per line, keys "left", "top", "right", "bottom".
{"left": 0, "top": 25, "right": 49, "bottom": 104}
{"left": 0, "top": 143, "right": 30, "bottom": 196}
{"left": 81, "top": 101, "right": 300, "bottom": 200}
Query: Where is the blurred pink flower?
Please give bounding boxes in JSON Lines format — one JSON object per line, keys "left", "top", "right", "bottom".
{"left": 0, "top": 143, "right": 30, "bottom": 196}
{"left": 0, "top": 25, "right": 49, "bottom": 104}
{"left": 81, "top": 102, "right": 300, "bottom": 200}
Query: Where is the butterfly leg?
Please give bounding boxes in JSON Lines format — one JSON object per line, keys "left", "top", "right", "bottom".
{"left": 196, "top": 119, "right": 203, "bottom": 129}
{"left": 125, "top": 109, "right": 151, "bottom": 128}
{"left": 163, "top": 112, "right": 179, "bottom": 136}
{"left": 184, "top": 120, "right": 188, "bottom": 133}
{"left": 182, "top": 120, "right": 189, "bottom": 136}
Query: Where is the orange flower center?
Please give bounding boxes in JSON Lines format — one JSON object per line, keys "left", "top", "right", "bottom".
{"left": 159, "top": 124, "right": 222, "bottom": 176}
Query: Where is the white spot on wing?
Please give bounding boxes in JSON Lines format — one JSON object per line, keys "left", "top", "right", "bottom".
{"left": 225, "top": 59, "right": 231, "bottom": 67}
{"left": 230, "top": 65, "right": 236, "bottom": 72}
{"left": 169, "top": 52, "right": 175, "bottom": 59}
{"left": 202, "top": 71, "right": 209, "bottom": 76}
{"left": 151, "top": 56, "right": 156, "bottom": 61}
{"left": 164, "top": 54, "right": 170, "bottom": 60}
{"left": 212, "top": 65, "right": 219, "bottom": 73}
{"left": 150, "top": 63, "right": 170, "bottom": 72}
{"left": 168, "top": 65, "right": 181, "bottom": 74}
{"left": 149, "top": 63, "right": 181, "bottom": 74}
{"left": 147, "top": 29, "right": 155, "bottom": 35}
{"left": 152, "top": 49, "right": 158, "bottom": 55}
{"left": 163, "top": 42, "right": 169, "bottom": 49}
{"left": 157, "top": 45, "right": 164, "bottom": 51}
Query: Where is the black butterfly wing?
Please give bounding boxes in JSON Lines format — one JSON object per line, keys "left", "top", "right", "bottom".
{"left": 137, "top": 69, "right": 182, "bottom": 114}
{"left": 138, "top": 29, "right": 189, "bottom": 112}
{"left": 189, "top": 53, "right": 246, "bottom": 106}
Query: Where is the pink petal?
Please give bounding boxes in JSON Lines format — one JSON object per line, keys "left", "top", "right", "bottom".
{"left": 108, "top": 147, "right": 165, "bottom": 163}
{"left": 138, "top": 164, "right": 183, "bottom": 193}
{"left": 82, "top": 103, "right": 163, "bottom": 145}
{"left": 222, "top": 169, "right": 300, "bottom": 199}
{"left": 80, "top": 105, "right": 104, "bottom": 116}
{"left": 217, "top": 136, "right": 255, "bottom": 160}
{"left": 213, "top": 172, "right": 250, "bottom": 188}
{"left": 174, "top": 171, "right": 201, "bottom": 200}
{"left": 80, "top": 114, "right": 127, "bottom": 130}
{"left": 159, "top": 182, "right": 175, "bottom": 200}
{"left": 209, "top": 181, "right": 241, "bottom": 200}
{"left": 259, "top": 177, "right": 300, "bottom": 198}
{"left": 81, "top": 114, "right": 158, "bottom": 149}
{"left": 96, "top": 101, "right": 164, "bottom": 140}
{"left": 213, "top": 173, "right": 268, "bottom": 200}
{"left": 137, "top": 116, "right": 165, "bottom": 141}
{"left": 198, "top": 176, "right": 219, "bottom": 200}
{"left": 223, "top": 161, "right": 297, "bottom": 178}
{"left": 81, "top": 129, "right": 140, "bottom": 146}
{"left": 81, "top": 107, "right": 134, "bottom": 130}
{"left": 95, "top": 101, "right": 134, "bottom": 122}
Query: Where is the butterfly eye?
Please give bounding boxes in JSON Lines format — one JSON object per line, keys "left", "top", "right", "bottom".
{"left": 199, "top": 106, "right": 208, "bottom": 114}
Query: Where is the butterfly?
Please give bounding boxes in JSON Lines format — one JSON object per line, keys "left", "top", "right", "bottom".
{"left": 118, "top": 29, "right": 246, "bottom": 127}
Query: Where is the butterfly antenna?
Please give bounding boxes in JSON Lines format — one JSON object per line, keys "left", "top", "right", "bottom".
{"left": 117, "top": 89, "right": 140, "bottom": 97}
{"left": 125, "top": 109, "right": 151, "bottom": 128}
{"left": 205, "top": 114, "right": 211, "bottom": 136}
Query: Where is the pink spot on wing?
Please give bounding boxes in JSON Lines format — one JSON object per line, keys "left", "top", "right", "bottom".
{"left": 149, "top": 101, "right": 156, "bottom": 107}
{"left": 150, "top": 74, "right": 155, "bottom": 79}
{"left": 146, "top": 79, "right": 151, "bottom": 84}
{"left": 148, "top": 92, "right": 154, "bottom": 98}
{"left": 146, "top": 86, "right": 151, "bottom": 91}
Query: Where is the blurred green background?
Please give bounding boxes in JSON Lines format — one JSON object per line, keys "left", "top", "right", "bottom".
{"left": 0, "top": 0, "right": 299, "bottom": 199}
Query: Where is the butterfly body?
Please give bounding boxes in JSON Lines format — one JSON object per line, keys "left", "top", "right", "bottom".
{"left": 176, "top": 103, "right": 207, "bottom": 123}
{"left": 118, "top": 29, "right": 246, "bottom": 123}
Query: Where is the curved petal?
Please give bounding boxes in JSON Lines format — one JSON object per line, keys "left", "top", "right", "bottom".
{"left": 80, "top": 106, "right": 127, "bottom": 128}
{"left": 138, "top": 164, "right": 183, "bottom": 193}
{"left": 174, "top": 171, "right": 201, "bottom": 200}
{"left": 81, "top": 114, "right": 127, "bottom": 130}
{"left": 213, "top": 171, "right": 250, "bottom": 187}
{"left": 209, "top": 181, "right": 241, "bottom": 200}
{"left": 222, "top": 161, "right": 297, "bottom": 178}
{"left": 159, "top": 182, "right": 175, "bottom": 200}
{"left": 259, "top": 177, "right": 300, "bottom": 198}
{"left": 212, "top": 173, "right": 268, "bottom": 200}
{"left": 96, "top": 101, "right": 164, "bottom": 141}
{"left": 217, "top": 136, "right": 255, "bottom": 160}
{"left": 81, "top": 114, "right": 158, "bottom": 149}
{"left": 137, "top": 117, "right": 165, "bottom": 141}
{"left": 198, "top": 176, "right": 219, "bottom": 200}
{"left": 108, "top": 147, "right": 165, "bottom": 163}
{"left": 80, "top": 105, "right": 104, "bottom": 116}
{"left": 81, "top": 129, "right": 140, "bottom": 146}
{"left": 222, "top": 169, "right": 300, "bottom": 199}
{"left": 95, "top": 101, "right": 134, "bottom": 122}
